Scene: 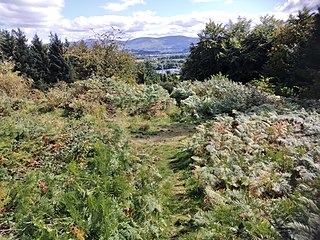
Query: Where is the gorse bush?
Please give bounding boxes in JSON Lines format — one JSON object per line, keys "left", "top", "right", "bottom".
{"left": 171, "top": 74, "right": 278, "bottom": 120}
{"left": 183, "top": 107, "right": 320, "bottom": 239}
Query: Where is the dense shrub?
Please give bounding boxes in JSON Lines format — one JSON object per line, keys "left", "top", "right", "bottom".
{"left": 0, "top": 62, "right": 31, "bottom": 98}
{"left": 43, "top": 77, "right": 174, "bottom": 118}
{"left": 171, "top": 74, "right": 278, "bottom": 120}
{"left": 184, "top": 108, "right": 320, "bottom": 239}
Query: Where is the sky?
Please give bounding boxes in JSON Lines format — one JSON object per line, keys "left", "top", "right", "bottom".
{"left": 0, "top": 0, "right": 319, "bottom": 42}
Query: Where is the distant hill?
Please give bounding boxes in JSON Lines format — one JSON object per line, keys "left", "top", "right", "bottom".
{"left": 78, "top": 36, "right": 198, "bottom": 54}
{"left": 122, "top": 36, "right": 198, "bottom": 54}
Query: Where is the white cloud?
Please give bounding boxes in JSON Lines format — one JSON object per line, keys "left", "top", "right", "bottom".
{"left": 277, "top": 0, "right": 320, "bottom": 13}
{"left": 51, "top": 9, "right": 291, "bottom": 42}
{"left": 224, "top": 0, "right": 233, "bottom": 4}
{"left": 192, "top": 0, "right": 220, "bottom": 2}
{"left": 192, "top": 0, "right": 234, "bottom": 4}
{"left": 0, "top": 0, "right": 297, "bottom": 43}
{"left": 0, "top": 0, "right": 64, "bottom": 28}
{"left": 102, "top": 0, "right": 145, "bottom": 12}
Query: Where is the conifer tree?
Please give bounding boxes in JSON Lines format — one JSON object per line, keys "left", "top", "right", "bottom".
{"left": 0, "top": 31, "right": 4, "bottom": 61}
{"left": 12, "top": 28, "right": 31, "bottom": 76}
{"left": 181, "top": 21, "right": 227, "bottom": 81}
{"left": 0, "top": 30, "right": 15, "bottom": 61}
{"left": 29, "top": 34, "right": 50, "bottom": 86}
{"left": 48, "top": 33, "right": 74, "bottom": 83}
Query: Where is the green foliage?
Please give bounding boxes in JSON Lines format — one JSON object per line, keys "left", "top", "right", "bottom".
{"left": 181, "top": 16, "right": 273, "bottom": 83}
{"left": 66, "top": 31, "right": 137, "bottom": 82}
{"left": 42, "top": 77, "right": 174, "bottom": 118}
{"left": 265, "top": 8, "right": 318, "bottom": 96}
{"left": 172, "top": 74, "right": 278, "bottom": 120}
{"left": 48, "top": 33, "right": 75, "bottom": 84}
{"left": 136, "top": 61, "right": 161, "bottom": 85}
{"left": 182, "top": 8, "right": 320, "bottom": 98}
{"left": 1, "top": 29, "right": 138, "bottom": 88}
{"left": 29, "top": 34, "right": 50, "bottom": 88}
{"left": 11, "top": 29, "right": 31, "bottom": 77}
{"left": 0, "top": 61, "right": 32, "bottom": 99}
{"left": 182, "top": 107, "right": 320, "bottom": 238}
{"left": 1, "top": 12, "right": 320, "bottom": 239}
{"left": 181, "top": 21, "right": 227, "bottom": 81}
{"left": 249, "top": 75, "right": 276, "bottom": 94}
{"left": 0, "top": 30, "right": 15, "bottom": 61}
{"left": 0, "top": 96, "right": 167, "bottom": 239}
{"left": 65, "top": 40, "right": 96, "bottom": 81}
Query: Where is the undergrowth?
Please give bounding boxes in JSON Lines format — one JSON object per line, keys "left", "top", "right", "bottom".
{"left": 0, "top": 75, "right": 175, "bottom": 239}
{"left": 171, "top": 74, "right": 280, "bottom": 120}
{"left": 181, "top": 107, "right": 320, "bottom": 239}
{"left": 1, "top": 70, "right": 319, "bottom": 239}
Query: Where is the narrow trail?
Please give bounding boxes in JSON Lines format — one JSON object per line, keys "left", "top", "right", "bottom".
{"left": 129, "top": 124, "right": 198, "bottom": 239}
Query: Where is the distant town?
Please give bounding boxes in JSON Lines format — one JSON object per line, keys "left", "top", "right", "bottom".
{"left": 123, "top": 36, "right": 197, "bottom": 74}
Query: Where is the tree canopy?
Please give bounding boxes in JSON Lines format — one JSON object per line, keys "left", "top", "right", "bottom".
{"left": 181, "top": 8, "right": 320, "bottom": 97}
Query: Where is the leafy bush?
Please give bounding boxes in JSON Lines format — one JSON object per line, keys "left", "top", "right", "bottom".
{"left": 0, "top": 61, "right": 31, "bottom": 98}
{"left": 0, "top": 95, "right": 31, "bottom": 117}
{"left": 171, "top": 74, "right": 278, "bottom": 120}
{"left": 42, "top": 77, "right": 174, "bottom": 118}
{"left": 249, "top": 75, "right": 276, "bottom": 94}
{"left": 184, "top": 108, "right": 320, "bottom": 239}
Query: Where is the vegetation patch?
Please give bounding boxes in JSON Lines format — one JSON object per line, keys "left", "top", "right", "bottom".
{"left": 182, "top": 108, "right": 320, "bottom": 239}
{"left": 172, "top": 74, "right": 279, "bottom": 120}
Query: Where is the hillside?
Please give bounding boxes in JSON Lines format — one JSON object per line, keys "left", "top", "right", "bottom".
{"left": 1, "top": 71, "right": 319, "bottom": 239}
{"left": 123, "top": 36, "right": 198, "bottom": 54}
{"left": 78, "top": 36, "right": 198, "bottom": 54}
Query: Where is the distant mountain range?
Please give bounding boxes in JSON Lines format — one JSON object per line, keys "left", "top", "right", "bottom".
{"left": 122, "top": 36, "right": 199, "bottom": 54}
{"left": 81, "top": 36, "right": 198, "bottom": 54}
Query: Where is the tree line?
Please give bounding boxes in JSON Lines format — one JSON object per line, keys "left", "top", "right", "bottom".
{"left": 181, "top": 8, "right": 320, "bottom": 98}
{"left": 0, "top": 30, "right": 138, "bottom": 89}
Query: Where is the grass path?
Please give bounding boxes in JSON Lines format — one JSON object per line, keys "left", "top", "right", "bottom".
{"left": 129, "top": 123, "right": 200, "bottom": 239}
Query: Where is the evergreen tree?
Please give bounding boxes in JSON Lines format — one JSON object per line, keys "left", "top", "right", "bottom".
{"left": 0, "top": 31, "right": 4, "bottom": 61}
{"left": 48, "top": 33, "right": 74, "bottom": 84}
{"left": 181, "top": 8, "right": 319, "bottom": 98}
{"left": 182, "top": 17, "right": 279, "bottom": 83}
{"left": 12, "top": 28, "right": 31, "bottom": 76}
{"left": 223, "top": 17, "right": 252, "bottom": 82}
{"left": 0, "top": 30, "right": 15, "bottom": 61}
{"left": 29, "top": 34, "right": 50, "bottom": 86}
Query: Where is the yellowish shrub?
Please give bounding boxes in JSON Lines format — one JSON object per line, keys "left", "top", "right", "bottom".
{"left": 0, "top": 61, "right": 31, "bottom": 98}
